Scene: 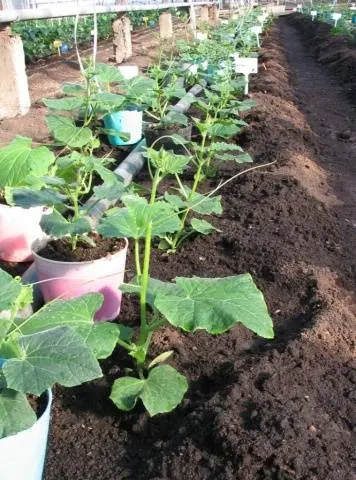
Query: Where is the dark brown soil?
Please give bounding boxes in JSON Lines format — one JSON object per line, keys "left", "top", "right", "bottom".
{"left": 28, "top": 392, "right": 49, "bottom": 419}
{"left": 286, "top": 13, "right": 356, "bottom": 104}
{"left": 38, "top": 235, "right": 126, "bottom": 262}
{"left": 145, "top": 123, "right": 193, "bottom": 152}
{"left": 43, "top": 20, "right": 356, "bottom": 480}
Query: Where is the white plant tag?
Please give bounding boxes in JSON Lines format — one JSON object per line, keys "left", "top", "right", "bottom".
{"left": 251, "top": 25, "right": 262, "bottom": 48}
{"left": 251, "top": 25, "right": 262, "bottom": 35}
{"left": 311, "top": 10, "right": 318, "bottom": 20}
{"left": 331, "top": 12, "right": 341, "bottom": 26}
{"left": 234, "top": 57, "right": 258, "bottom": 95}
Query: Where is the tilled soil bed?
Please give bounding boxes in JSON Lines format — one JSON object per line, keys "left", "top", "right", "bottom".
{"left": 44, "top": 20, "right": 356, "bottom": 480}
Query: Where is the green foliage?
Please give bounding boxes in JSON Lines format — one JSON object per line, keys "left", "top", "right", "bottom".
{"left": 7, "top": 9, "right": 274, "bottom": 421}
{"left": 12, "top": 14, "right": 116, "bottom": 62}
{"left": 110, "top": 364, "right": 188, "bottom": 416}
{"left": 0, "top": 137, "right": 55, "bottom": 190}
{"left": 0, "top": 269, "right": 109, "bottom": 438}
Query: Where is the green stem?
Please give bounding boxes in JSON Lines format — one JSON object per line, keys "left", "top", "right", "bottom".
{"left": 117, "top": 337, "right": 133, "bottom": 351}
{"left": 139, "top": 220, "right": 152, "bottom": 348}
{"left": 138, "top": 169, "right": 161, "bottom": 352}
{"left": 134, "top": 239, "right": 142, "bottom": 277}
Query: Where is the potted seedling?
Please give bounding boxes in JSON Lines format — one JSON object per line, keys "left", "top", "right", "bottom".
{"left": 0, "top": 137, "right": 55, "bottom": 262}
{"left": 94, "top": 63, "right": 154, "bottom": 147}
{"left": 44, "top": 63, "right": 153, "bottom": 147}
{"left": 12, "top": 116, "right": 129, "bottom": 321}
{"left": 0, "top": 268, "right": 112, "bottom": 479}
{"left": 96, "top": 146, "right": 274, "bottom": 415}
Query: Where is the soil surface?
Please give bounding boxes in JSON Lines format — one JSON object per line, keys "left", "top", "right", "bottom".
{"left": 42, "top": 19, "right": 356, "bottom": 480}
{"left": 38, "top": 235, "right": 127, "bottom": 262}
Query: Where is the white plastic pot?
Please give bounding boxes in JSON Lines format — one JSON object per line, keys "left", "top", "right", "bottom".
{"left": 104, "top": 110, "right": 143, "bottom": 146}
{"left": 117, "top": 65, "right": 139, "bottom": 79}
{"left": 196, "top": 32, "right": 207, "bottom": 40}
{"left": 0, "top": 204, "right": 48, "bottom": 262}
{"left": 0, "top": 390, "right": 52, "bottom": 480}
{"left": 33, "top": 239, "right": 128, "bottom": 321}
{"left": 201, "top": 59, "right": 208, "bottom": 71}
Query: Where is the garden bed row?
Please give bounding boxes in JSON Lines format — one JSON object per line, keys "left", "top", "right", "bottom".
{"left": 286, "top": 13, "right": 356, "bottom": 104}
{"left": 0, "top": 8, "right": 276, "bottom": 479}
{"left": 44, "top": 20, "right": 356, "bottom": 480}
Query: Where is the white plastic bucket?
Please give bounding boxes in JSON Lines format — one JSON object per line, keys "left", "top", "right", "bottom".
{"left": 104, "top": 110, "right": 143, "bottom": 146}
{"left": 118, "top": 65, "right": 139, "bottom": 80}
{"left": 33, "top": 238, "right": 128, "bottom": 321}
{"left": 0, "top": 204, "right": 48, "bottom": 262}
{"left": 0, "top": 390, "right": 52, "bottom": 480}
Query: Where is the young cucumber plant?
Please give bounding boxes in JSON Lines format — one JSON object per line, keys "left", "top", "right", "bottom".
{"left": 144, "top": 63, "right": 188, "bottom": 129}
{"left": 96, "top": 147, "right": 274, "bottom": 416}
{"left": 157, "top": 79, "right": 256, "bottom": 252}
{"left": 44, "top": 62, "right": 153, "bottom": 136}
{"left": 0, "top": 268, "right": 121, "bottom": 438}
{"left": 11, "top": 118, "right": 123, "bottom": 250}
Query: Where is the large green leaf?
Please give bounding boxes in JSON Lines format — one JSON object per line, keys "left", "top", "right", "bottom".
{"left": 3, "top": 326, "right": 102, "bottom": 395}
{"left": 46, "top": 116, "right": 93, "bottom": 148}
{"left": 110, "top": 364, "right": 188, "bottom": 416}
{"left": 207, "top": 122, "right": 240, "bottom": 139}
{"left": 210, "top": 141, "right": 243, "bottom": 153}
{"left": 84, "top": 322, "right": 120, "bottom": 360}
{"left": 191, "top": 218, "right": 220, "bottom": 234}
{"left": 0, "top": 137, "right": 55, "bottom": 188}
{"left": 11, "top": 187, "right": 65, "bottom": 209}
{"left": 154, "top": 275, "right": 274, "bottom": 337}
{"left": 0, "top": 269, "right": 22, "bottom": 312}
{"left": 145, "top": 148, "right": 190, "bottom": 175}
{"left": 95, "top": 93, "right": 126, "bottom": 111}
{"left": 43, "top": 97, "right": 85, "bottom": 111}
{"left": 185, "top": 188, "right": 222, "bottom": 215}
{"left": 110, "top": 376, "right": 144, "bottom": 411}
{"left": 62, "top": 83, "right": 86, "bottom": 96}
{"left": 40, "top": 211, "right": 92, "bottom": 237}
{"left": 237, "top": 99, "right": 256, "bottom": 112}
{"left": 121, "top": 277, "right": 180, "bottom": 307}
{"left": 165, "top": 110, "right": 188, "bottom": 127}
{"left": 19, "top": 294, "right": 102, "bottom": 338}
{"left": 126, "top": 77, "right": 155, "bottom": 100}
{"left": 95, "top": 63, "right": 125, "bottom": 84}
{"left": 87, "top": 157, "right": 119, "bottom": 185}
{"left": 165, "top": 85, "right": 186, "bottom": 99}
{"left": 0, "top": 389, "right": 36, "bottom": 439}
{"left": 98, "top": 195, "right": 180, "bottom": 239}
{"left": 93, "top": 180, "right": 126, "bottom": 201}
{"left": 164, "top": 193, "right": 186, "bottom": 212}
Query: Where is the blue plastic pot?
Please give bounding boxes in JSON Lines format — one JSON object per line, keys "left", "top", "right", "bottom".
{"left": 104, "top": 110, "right": 143, "bottom": 146}
{"left": 352, "top": 14, "right": 356, "bottom": 24}
{"left": 0, "top": 388, "right": 52, "bottom": 480}
{"left": 60, "top": 43, "right": 69, "bottom": 54}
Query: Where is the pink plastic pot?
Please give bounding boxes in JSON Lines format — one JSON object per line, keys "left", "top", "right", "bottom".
{"left": 0, "top": 204, "right": 48, "bottom": 263}
{"left": 32, "top": 239, "right": 128, "bottom": 321}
